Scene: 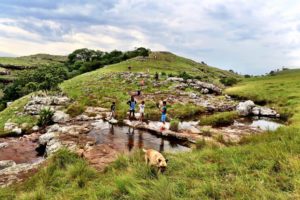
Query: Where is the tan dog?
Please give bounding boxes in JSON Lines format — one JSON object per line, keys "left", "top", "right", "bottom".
{"left": 143, "top": 149, "right": 168, "bottom": 173}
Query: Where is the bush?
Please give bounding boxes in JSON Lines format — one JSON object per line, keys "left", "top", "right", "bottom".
{"left": 195, "top": 139, "right": 206, "bottom": 150}
{"left": 178, "top": 71, "right": 193, "bottom": 80}
{"left": 199, "top": 111, "right": 238, "bottom": 127}
{"left": 37, "top": 108, "right": 54, "bottom": 127}
{"left": 220, "top": 77, "right": 239, "bottom": 86}
{"left": 66, "top": 102, "right": 85, "bottom": 117}
{"left": 170, "top": 119, "right": 180, "bottom": 131}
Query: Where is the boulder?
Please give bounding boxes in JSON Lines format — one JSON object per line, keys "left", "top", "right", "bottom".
{"left": 252, "top": 106, "right": 278, "bottom": 117}
{"left": 46, "top": 139, "right": 62, "bottom": 155}
{"left": 32, "top": 125, "right": 39, "bottom": 131}
{"left": 167, "top": 77, "right": 184, "bottom": 82}
{"left": 236, "top": 100, "right": 255, "bottom": 116}
{"left": 52, "top": 111, "right": 70, "bottom": 123}
{"left": 0, "top": 160, "right": 16, "bottom": 170}
{"left": 0, "top": 142, "right": 8, "bottom": 149}
{"left": 39, "top": 132, "right": 57, "bottom": 145}
{"left": 201, "top": 88, "right": 209, "bottom": 94}
{"left": 188, "top": 93, "right": 198, "bottom": 99}
{"left": 4, "top": 122, "right": 22, "bottom": 135}
{"left": 195, "top": 81, "right": 222, "bottom": 94}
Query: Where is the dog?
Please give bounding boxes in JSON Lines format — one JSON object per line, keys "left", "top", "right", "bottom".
{"left": 143, "top": 148, "right": 168, "bottom": 173}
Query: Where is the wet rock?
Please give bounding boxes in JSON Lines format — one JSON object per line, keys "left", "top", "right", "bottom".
{"left": 236, "top": 100, "right": 255, "bottom": 116}
{"left": 52, "top": 111, "right": 70, "bottom": 123}
{"left": 0, "top": 160, "right": 16, "bottom": 170}
{"left": 0, "top": 142, "right": 8, "bottom": 149}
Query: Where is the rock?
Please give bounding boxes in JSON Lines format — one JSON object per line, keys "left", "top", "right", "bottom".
{"left": 108, "top": 118, "right": 118, "bottom": 124}
{"left": 251, "top": 106, "right": 261, "bottom": 115}
{"left": 188, "top": 93, "right": 198, "bottom": 99}
{"left": 39, "top": 132, "right": 57, "bottom": 145}
{"left": 47, "top": 124, "right": 60, "bottom": 132}
{"left": 46, "top": 139, "right": 62, "bottom": 155}
{"left": 179, "top": 121, "right": 200, "bottom": 134}
{"left": 0, "top": 160, "right": 16, "bottom": 170}
{"left": 12, "top": 128, "right": 22, "bottom": 135}
{"left": 167, "top": 77, "right": 184, "bottom": 82}
{"left": 52, "top": 111, "right": 70, "bottom": 123}
{"left": 32, "top": 125, "right": 39, "bottom": 131}
{"left": 4, "top": 122, "right": 22, "bottom": 135}
{"left": 0, "top": 142, "right": 8, "bottom": 149}
{"left": 6, "top": 102, "right": 13, "bottom": 107}
{"left": 195, "top": 81, "right": 222, "bottom": 94}
{"left": 236, "top": 100, "right": 255, "bottom": 116}
{"left": 174, "top": 83, "right": 188, "bottom": 90}
{"left": 201, "top": 88, "right": 209, "bottom": 94}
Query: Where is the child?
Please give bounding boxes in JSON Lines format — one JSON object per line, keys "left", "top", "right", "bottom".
{"left": 139, "top": 101, "right": 145, "bottom": 121}
{"left": 127, "top": 96, "right": 137, "bottom": 119}
{"left": 160, "top": 101, "right": 167, "bottom": 131}
{"left": 110, "top": 102, "right": 116, "bottom": 119}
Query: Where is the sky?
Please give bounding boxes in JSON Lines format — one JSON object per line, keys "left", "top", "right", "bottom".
{"left": 0, "top": 0, "right": 300, "bottom": 74}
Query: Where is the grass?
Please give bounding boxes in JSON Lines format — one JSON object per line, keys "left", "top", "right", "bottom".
{"left": 0, "top": 95, "right": 37, "bottom": 136}
{"left": 199, "top": 111, "right": 239, "bottom": 127}
{"left": 0, "top": 54, "right": 67, "bottom": 68}
{"left": 2, "top": 127, "right": 300, "bottom": 199}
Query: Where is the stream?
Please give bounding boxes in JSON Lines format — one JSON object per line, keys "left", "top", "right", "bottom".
{"left": 88, "top": 121, "right": 190, "bottom": 153}
{"left": 235, "top": 117, "right": 284, "bottom": 131}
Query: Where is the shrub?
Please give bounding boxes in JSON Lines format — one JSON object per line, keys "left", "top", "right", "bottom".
{"left": 178, "top": 71, "right": 193, "bottom": 80}
{"left": 37, "top": 108, "right": 54, "bottom": 127}
{"left": 66, "top": 102, "right": 85, "bottom": 117}
{"left": 220, "top": 77, "right": 239, "bottom": 86}
{"left": 161, "top": 72, "right": 166, "bottom": 76}
{"left": 170, "top": 119, "right": 180, "bottom": 131}
{"left": 199, "top": 111, "right": 238, "bottom": 127}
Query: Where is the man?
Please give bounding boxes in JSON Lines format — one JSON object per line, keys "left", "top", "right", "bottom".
{"left": 127, "top": 96, "right": 137, "bottom": 119}
{"left": 155, "top": 72, "right": 159, "bottom": 81}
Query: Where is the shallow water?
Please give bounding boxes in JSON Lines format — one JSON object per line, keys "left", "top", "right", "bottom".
{"left": 235, "top": 117, "right": 284, "bottom": 131}
{"left": 88, "top": 121, "right": 190, "bottom": 153}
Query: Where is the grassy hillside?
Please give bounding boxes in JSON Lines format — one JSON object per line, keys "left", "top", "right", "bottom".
{"left": 226, "top": 69, "right": 300, "bottom": 126}
{"left": 0, "top": 54, "right": 67, "bottom": 68}
{"left": 60, "top": 51, "right": 239, "bottom": 119}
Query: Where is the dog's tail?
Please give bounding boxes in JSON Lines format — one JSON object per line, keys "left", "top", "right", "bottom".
{"left": 142, "top": 148, "right": 147, "bottom": 153}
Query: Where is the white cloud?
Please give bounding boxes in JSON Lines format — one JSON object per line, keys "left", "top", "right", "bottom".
{"left": 0, "top": 0, "right": 300, "bottom": 74}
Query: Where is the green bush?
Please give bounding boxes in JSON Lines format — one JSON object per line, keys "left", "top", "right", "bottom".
{"left": 220, "top": 77, "right": 239, "bottom": 86}
{"left": 170, "top": 119, "right": 180, "bottom": 131}
{"left": 37, "top": 108, "right": 54, "bottom": 127}
{"left": 178, "top": 71, "right": 193, "bottom": 80}
{"left": 199, "top": 111, "right": 238, "bottom": 127}
{"left": 66, "top": 102, "right": 85, "bottom": 117}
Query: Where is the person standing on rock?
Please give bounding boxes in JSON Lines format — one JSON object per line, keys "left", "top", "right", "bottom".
{"left": 160, "top": 101, "right": 167, "bottom": 129}
{"left": 127, "top": 96, "right": 137, "bottom": 119}
{"left": 110, "top": 102, "right": 116, "bottom": 119}
{"left": 155, "top": 72, "right": 159, "bottom": 81}
{"left": 139, "top": 101, "right": 145, "bottom": 122}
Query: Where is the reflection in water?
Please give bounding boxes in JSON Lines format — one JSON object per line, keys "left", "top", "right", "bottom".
{"left": 127, "top": 127, "right": 134, "bottom": 151}
{"left": 88, "top": 121, "right": 190, "bottom": 153}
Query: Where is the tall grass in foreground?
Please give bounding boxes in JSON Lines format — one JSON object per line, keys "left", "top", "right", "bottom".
{"left": 1, "top": 127, "right": 300, "bottom": 199}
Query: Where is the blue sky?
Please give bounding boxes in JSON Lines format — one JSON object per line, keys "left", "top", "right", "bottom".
{"left": 0, "top": 0, "right": 300, "bottom": 74}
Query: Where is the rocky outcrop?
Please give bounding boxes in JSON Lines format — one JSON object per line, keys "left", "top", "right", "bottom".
{"left": 167, "top": 77, "right": 222, "bottom": 94}
{"left": 0, "top": 142, "right": 8, "bottom": 149}
{"left": 237, "top": 100, "right": 279, "bottom": 118}
{"left": 236, "top": 100, "right": 255, "bottom": 116}
{"left": 24, "top": 95, "right": 70, "bottom": 115}
{"left": 0, "top": 160, "right": 16, "bottom": 170}
{"left": 52, "top": 111, "right": 70, "bottom": 123}
{"left": 4, "top": 122, "right": 22, "bottom": 135}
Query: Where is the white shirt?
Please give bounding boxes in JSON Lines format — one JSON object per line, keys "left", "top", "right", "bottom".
{"left": 139, "top": 104, "right": 145, "bottom": 113}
